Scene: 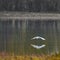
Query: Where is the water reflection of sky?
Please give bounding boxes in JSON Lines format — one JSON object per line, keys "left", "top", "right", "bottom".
{"left": 0, "top": 20, "right": 60, "bottom": 55}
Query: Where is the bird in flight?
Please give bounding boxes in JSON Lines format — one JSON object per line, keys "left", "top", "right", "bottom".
{"left": 31, "top": 36, "right": 46, "bottom": 49}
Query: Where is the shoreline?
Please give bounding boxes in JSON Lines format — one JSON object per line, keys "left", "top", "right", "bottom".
{"left": 0, "top": 12, "right": 60, "bottom": 20}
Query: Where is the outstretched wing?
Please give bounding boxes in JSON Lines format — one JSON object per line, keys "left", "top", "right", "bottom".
{"left": 32, "top": 36, "right": 45, "bottom": 40}
{"left": 31, "top": 44, "right": 46, "bottom": 49}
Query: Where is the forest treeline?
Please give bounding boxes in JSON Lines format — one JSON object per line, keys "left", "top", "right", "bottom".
{"left": 0, "top": 0, "right": 60, "bottom": 12}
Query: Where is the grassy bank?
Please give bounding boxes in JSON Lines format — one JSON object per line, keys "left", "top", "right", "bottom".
{"left": 0, "top": 52, "right": 60, "bottom": 60}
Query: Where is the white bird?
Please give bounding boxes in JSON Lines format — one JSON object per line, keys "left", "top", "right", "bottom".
{"left": 32, "top": 36, "right": 45, "bottom": 40}
{"left": 31, "top": 44, "right": 46, "bottom": 49}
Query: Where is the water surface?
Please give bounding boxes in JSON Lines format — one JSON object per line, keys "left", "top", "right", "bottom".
{"left": 0, "top": 20, "right": 60, "bottom": 55}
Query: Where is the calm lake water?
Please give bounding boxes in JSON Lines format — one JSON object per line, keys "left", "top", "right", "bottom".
{"left": 0, "top": 20, "right": 60, "bottom": 55}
